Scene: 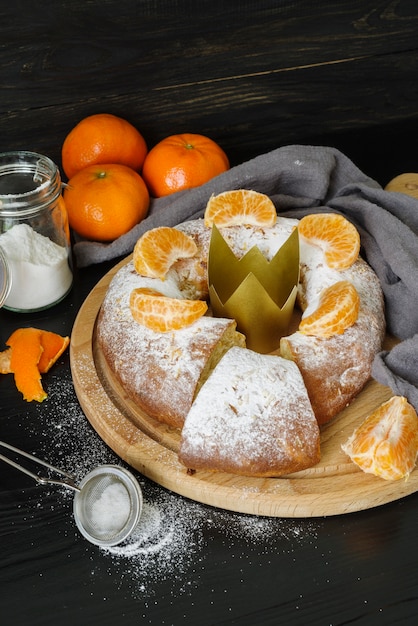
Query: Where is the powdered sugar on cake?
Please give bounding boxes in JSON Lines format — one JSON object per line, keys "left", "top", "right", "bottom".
{"left": 179, "top": 347, "right": 320, "bottom": 477}
{"left": 177, "top": 216, "right": 299, "bottom": 262}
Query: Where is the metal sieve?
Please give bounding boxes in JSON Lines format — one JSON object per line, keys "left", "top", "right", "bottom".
{"left": 0, "top": 440, "right": 143, "bottom": 547}
{"left": 73, "top": 465, "right": 143, "bottom": 547}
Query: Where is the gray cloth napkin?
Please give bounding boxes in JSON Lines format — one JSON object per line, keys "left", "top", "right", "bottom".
{"left": 373, "top": 338, "right": 418, "bottom": 410}
{"left": 73, "top": 144, "right": 418, "bottom": 411}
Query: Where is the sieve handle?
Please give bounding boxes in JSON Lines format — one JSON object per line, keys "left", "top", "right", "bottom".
{"left": 0, "top": 440, "right": 80, "bottom": 492}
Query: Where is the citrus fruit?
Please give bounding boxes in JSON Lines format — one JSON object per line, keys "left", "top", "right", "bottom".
{"left": 129, "top": 287, "right": 208, "bottom": 332}
{"left": 385, "top": 173, "right": 418, "bottom": 199}
{"left": 133, "top": 227, "right": 198, "bottom": 280}
{"left": 62, "top": 113, "right": 148, "bottom": 179}
{"left": 63, "top": 163, "right": 149, "bottom": 242}
{"left": 204, "top": 189, "right": 277, "bottom": 228}
{"left": 298, "top": 213, "right": 360, "bottom": 269}
{"left": 141, "top": 133, "right": 229, "bottom": 197}
{"left": 299, "top": 280, "right": 360, "bottom": 337}
{"left": 342, "top": 396, "right": 418, "bottom": 481}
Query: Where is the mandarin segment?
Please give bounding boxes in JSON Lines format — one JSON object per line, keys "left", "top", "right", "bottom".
{"left": 342, "top": 396, "right": 418, "bottom": 481}
{"left": 129, "top": 287, "right": 208, "bottom": 332}
{"left": 204, "top": 189, "right": 277, "bottom": 228}
{"left": 133, "top": 227, "right": 198, "bottom": 280}
{"left": 299, "top": 280, "right": 360, "bottom": 338}
{"left": 298, "top": 213, "right": 360, "bottom": 269}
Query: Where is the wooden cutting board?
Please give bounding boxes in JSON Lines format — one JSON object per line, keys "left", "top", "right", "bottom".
{"left": 70, "top": 255, "right": 418, "bottom": 518}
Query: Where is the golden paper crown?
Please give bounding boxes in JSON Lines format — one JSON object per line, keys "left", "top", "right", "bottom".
{"left": 208, "top": 225, "right": 299, "bottom": 353}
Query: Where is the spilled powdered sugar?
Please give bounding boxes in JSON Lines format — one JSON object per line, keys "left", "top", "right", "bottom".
{"left": 26, "top": 373, "right": 320, "bottom": 599}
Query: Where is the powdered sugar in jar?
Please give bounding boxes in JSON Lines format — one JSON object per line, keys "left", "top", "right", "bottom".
{"left": 0, "top": 151, "right": 73, "bottom": 312}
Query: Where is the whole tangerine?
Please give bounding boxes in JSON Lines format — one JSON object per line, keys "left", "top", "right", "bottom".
{"left": 61, "top": 113, "right": 148, "bottom": 179}
{"left": 63, "top": 163, "right": 149, "bottom": 242}
{"left": 141, "top": 133, "right": 230, "bottom": 197}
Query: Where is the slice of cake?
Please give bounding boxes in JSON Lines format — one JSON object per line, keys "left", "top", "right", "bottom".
{"left": 179, "top": 346, "right": 320, "bottom": 477}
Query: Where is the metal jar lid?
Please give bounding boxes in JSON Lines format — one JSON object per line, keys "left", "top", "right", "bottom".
{"left": 0, "top": 246, "right": 11, "bottom": 308}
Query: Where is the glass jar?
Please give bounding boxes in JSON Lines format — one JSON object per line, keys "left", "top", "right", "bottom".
{"left": 0, "top": 151, "right": 73, "bottom": 312}
{"left": 0, "top": 246, "right": 11, "bottom": 308}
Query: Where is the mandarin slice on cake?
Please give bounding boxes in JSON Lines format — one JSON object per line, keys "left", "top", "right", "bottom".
{"left": 299, "top": 280, "right": 360, "bottom": 338}
{"left": 342, "top": 396, "right": 418, "bottom": 481}
{"left": 133, "top": 226, "right": 198, "bottom": 280}
{"left": 298, "top": 213, "right": 360, "bottom": 269}
{"left": 129, "top": 287, "right": 208, "bottom": 332}
{"left": 204, "top": 189, "right": 277, "bottom": 228}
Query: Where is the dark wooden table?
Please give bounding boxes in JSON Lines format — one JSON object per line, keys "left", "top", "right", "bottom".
{"left": 1, "top": 258, "right": 418, "bottom": 626}
{"left": 1, "top": 0, "right": 418, "bottom": 186}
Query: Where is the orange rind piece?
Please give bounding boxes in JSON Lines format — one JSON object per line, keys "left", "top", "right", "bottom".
{"left": 298, "top": 213, "right": 360, "bottom": 269}
{"left": 2, "top": 328, "right": 70, "bottom": 402}
{"left": 133, "top": 227, "right": 198, "bottom": 280}
{"left": 38, "top": 330, "right": 70, "bottom": 373}
{"left": 299, "top": 280, "right": 360, "bottom": 338}
{"left": 342, "top": 396, "right": 418, "bottom": 481}
{"left": 204, "top": 189, "right": 277, "bottom": 228}
{"left": 7, "top": 328, "right": 46, "bottom": 402}
{"left": 130, "top": 287, "right": 208, "bottom": 332}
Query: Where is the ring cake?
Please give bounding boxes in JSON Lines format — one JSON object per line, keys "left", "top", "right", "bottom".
{"left": 96, "top": 191, "right": 386, "bottom": 478}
